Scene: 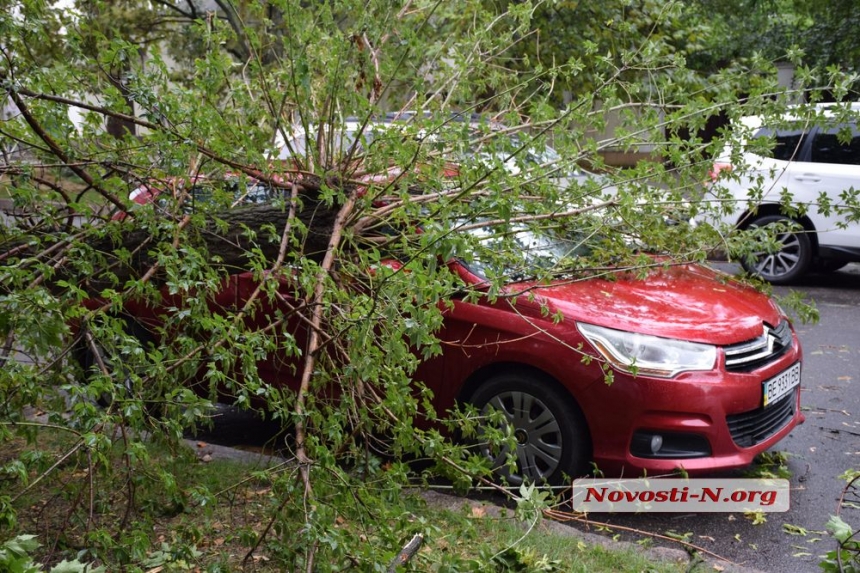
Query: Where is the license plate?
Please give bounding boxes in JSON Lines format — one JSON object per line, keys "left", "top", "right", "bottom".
{"left": 762, "top": 362, "right": 801, "bottom": 407}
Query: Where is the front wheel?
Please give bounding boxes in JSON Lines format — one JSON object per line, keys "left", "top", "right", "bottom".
{"left": 469, "top": 373, "right": 590, "bottom": 486}
{"left": 741, "top": 215, "right": 812, "bottom": 284}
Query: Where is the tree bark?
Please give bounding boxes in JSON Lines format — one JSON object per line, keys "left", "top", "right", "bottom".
{"left": 0, "top": 198, "right": 345, "bottom": 296}
{"left": 84, "top": 200, "right": 341, "bottom": 288}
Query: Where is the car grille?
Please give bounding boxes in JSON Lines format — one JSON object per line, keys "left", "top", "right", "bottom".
{"left": 723, "top": 321, "right": 793, "bottom": 372}
{"left": 726, "top": 388, "right": 797, "bottom": 448}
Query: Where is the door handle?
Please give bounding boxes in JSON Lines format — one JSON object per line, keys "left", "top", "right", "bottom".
{"left": 794, "top": 174, "right": 821, "bottom": 183}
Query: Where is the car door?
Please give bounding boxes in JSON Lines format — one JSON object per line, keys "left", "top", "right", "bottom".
{"left": 233, "top": 269, "right": 308, "bottom": 392}
{"left": 801, "top": 123, "right": 860, "bottom": 248}
{"left": 741, "top": 126, "right": 812, "bottom": 212}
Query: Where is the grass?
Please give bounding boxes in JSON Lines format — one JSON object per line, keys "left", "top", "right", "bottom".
{"left": 425, "top": 500, "right": 687, "bottom": 572}
{"left": 2, "top": 427, "right": 280, "bottom": 572}
{"left": 0, "top": 170, "right": 105, "bottom": 207}
{"left": 0, "top": 426, "right": 689, "bottom": 572}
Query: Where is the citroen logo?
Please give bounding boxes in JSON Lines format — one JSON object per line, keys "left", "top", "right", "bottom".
{"left": 764, "top": 325, "right": 785, "bottom": 354}
{"left": 764, "top": 325, "right": 779, "bottom": 353}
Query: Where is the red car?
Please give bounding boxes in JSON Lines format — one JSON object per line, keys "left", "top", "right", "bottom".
{"left": 82, "top": 193, "right": 804, "bottom": 484}
{"left": 439, "top": 251, "right": 803, "bottom": 482}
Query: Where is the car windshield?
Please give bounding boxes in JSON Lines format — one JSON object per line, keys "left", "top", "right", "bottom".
{"left": 458, "top": 223, "right": 592, "bottom": 281}
{"left": 146, "top": 177, "right": 281, "bottom": 215}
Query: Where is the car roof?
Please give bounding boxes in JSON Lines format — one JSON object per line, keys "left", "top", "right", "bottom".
{"left": 274, "top": 113, "right": 513, "bottom": 160}
{"left": 737, "top": 102, "right": 860, "bottom": 130}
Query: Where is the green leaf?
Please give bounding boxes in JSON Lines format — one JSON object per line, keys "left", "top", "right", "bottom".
{"left": 826, "top": 515, "right": 855, "bottom": 543}
{"left": 51, "top": 560, "right": 107, "bottom": 573}
{"left": 3, "top": 535, "right": 40, "bottom": 556}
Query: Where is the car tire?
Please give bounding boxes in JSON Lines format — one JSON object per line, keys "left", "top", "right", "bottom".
{"left": 741, "top": 214, "right": 812, "bottom": 284}
{"left": 469, "top": 372, "right": 590, "bottom": 486}
{"left": 77, "top": 317, "right": 154, "bottom": 409}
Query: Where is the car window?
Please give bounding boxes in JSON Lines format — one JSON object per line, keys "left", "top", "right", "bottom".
{"left": 809, "top": 124, "right": 860, "bottom": 165}
{"left": 241, "top": 181, "right": 282, "bottom": 203}
{"left": 185, "top": 179, "right": 279, "bottom": 210}
{"left": 753, "top": 127, "right": 809, "bottom": 161}
{"left": 460, "top": 224, "right": 592, "bottom": 281}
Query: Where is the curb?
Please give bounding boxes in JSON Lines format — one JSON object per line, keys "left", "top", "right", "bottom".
{"left": 418, "top": 489, "right": 768, "bottom": 573}
{"left": 178, "top": 436, "right": 767, "bottom": 573}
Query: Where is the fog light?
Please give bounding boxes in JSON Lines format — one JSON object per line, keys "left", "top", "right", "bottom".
{"left": 630, "top": 430, "right": 711, "bottom": 459}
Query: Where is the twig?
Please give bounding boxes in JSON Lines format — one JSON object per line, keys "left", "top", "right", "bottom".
{"left": 10, "top": 437, "right": 87, "bottom": 504}
{"left": 821, "top": 426, "right": 860, "bottom": 438}
{"left": 835, "top": 474, "right": 860, "bottom": 572}
{"left": 387, "top": 534, "right": 424, "bottom": 572}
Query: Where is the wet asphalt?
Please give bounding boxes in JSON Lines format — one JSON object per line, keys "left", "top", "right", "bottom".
{"left": 570, "top": 263, "right": 860, "bottom": 573}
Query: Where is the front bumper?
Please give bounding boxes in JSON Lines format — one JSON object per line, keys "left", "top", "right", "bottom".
{"left": 582, "top": 342, "right": 804, "bottom": 477}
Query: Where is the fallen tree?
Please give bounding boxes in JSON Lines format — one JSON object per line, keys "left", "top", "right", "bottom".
{"left": 0, "top": 0, "right": 837, "bottom": 570}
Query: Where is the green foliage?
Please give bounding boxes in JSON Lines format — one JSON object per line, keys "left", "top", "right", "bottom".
{"left": 0, "top": 0, "right": 850, "bottom": 569}
{"left": 486, "top": 546, "right": 562, "bottom": 572}
{"left": 820, "top": 515, "right": 860, "bottom": 573}
{"left": 820, "top": 471, "right": 860, "bottom": 573}
{"left": 0, "top": 535, "right": 105, "bottom": 573}
{"left": 783, "top": 523, "right": 808, "bottom": 536}
{"left": 745, "top": 450, "right": 793, "bottom": 479}
{"left": 674, "top": 0, "right": 860, "bottom": 95}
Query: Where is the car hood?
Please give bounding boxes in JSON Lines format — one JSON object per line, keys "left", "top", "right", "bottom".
{"left": 510, "top": 264, "right": 782, "bottom": 346}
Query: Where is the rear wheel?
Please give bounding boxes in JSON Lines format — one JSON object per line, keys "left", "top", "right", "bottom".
{"left": 469, "top": 372, "right": 590, "bottom": 486}
{"left": 741, "top": 214, "right": 812, "bottom": 284}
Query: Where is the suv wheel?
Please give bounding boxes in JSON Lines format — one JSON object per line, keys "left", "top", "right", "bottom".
{"left": 742, "top": 214, "right": 812, "bottom": 284}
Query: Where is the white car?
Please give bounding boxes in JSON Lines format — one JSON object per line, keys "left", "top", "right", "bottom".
{"left": 274, "top": 114, "right": 617, "bottom": 197}
{"left": 705, "top": 103, "right": 860, "bottom": 283}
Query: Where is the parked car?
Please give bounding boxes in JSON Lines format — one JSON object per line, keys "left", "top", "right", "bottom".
{"left": 274, "top": 113, "right": 618, "bottom": 198}
{"left": 77, "top": 187, "right": 804, "bottom": 483}
{"left": 705, "top": 103, "right": 860, "bottom": 283}
{"left": 120, "top": 174, "right": 280, "bottom": 217}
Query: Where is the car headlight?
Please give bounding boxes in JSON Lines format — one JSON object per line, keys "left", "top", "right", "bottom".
{"left": 577, "top": 323, "right": 717, "bottom": 378}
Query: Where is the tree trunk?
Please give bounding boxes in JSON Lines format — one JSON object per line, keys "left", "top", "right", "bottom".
{"left": 0, "top": 198, "right": 346, "bottom": 296}
{"left": 85, "top": 200, "right": 341, "bottom": 289}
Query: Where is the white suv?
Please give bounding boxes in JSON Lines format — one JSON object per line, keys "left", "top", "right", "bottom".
{"left": 705, "top": 103, "right": 860, "bottom": 284}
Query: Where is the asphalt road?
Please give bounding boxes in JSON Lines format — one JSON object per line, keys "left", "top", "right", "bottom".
{"left": 574, "top": 262, "right": 860, "bottom": 573}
